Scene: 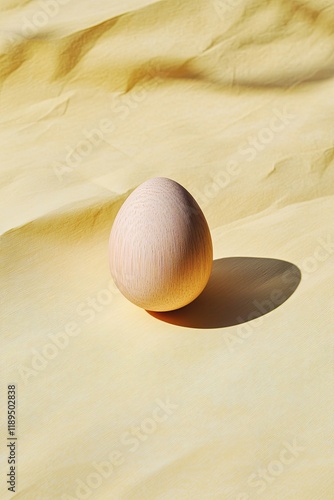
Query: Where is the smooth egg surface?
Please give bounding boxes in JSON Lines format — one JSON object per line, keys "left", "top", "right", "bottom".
{"left": 109, "top": 177, "right": 213, "bottom": 312}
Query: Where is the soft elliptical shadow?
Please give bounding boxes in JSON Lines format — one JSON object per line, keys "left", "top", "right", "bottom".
{"left": 148, "top": 257, "right": 301, "bottom": 329}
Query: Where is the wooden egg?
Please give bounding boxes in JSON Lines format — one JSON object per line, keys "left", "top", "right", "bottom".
{"left": 109, "top": 177, "right": 213, "bottom": 312}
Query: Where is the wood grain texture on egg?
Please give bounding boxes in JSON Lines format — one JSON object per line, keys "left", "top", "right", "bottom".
{"left": 109, "top": 177, "right": 213, "bottom": 312}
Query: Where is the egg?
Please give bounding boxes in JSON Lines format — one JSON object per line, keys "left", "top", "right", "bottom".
{"left": 109, "top": 177, "right": 213, "bottom": 312}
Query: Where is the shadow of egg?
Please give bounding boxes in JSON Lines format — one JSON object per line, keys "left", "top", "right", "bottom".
{"left": 147, "top": 256, "right": 301, "bottom": 329}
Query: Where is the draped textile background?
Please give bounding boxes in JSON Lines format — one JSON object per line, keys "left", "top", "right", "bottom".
{"left": 1, "top": 1, "right": 334, "bottom": 499}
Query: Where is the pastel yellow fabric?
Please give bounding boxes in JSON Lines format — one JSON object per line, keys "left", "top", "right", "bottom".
{"left": 1, "top": 1, "right": 334, "bottom": 499}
